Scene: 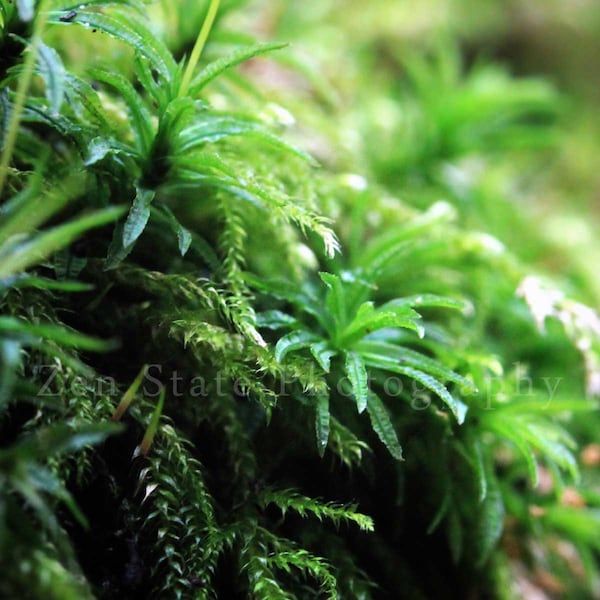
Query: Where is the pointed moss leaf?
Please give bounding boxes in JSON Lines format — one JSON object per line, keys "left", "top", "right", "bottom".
{"left": 427, "top": 489, "right": 450, "bottom": 535}
{"left": 50, "top": 10, "right": 176, "bottom": 81}
{"left": 26, "top": 465, "right": 89, "bottom": 528}
{"left": 258, "top": 487, "right": 373, "bottom": 531}
{"left": 249, "top": 128, "right": 317, "bottom": 165}
{"left": 395, "top": 366, "right": 467, "bottom": 423}
{"left": 310, "top": 341, "right": 336, "bottom": 373}
{"left": 354, "top": 301, "right": 375, "bottom": 322}
{"left": 454, "top": 436, "right": 488, "bottom": 502}
{"left": 340, "top": 309, "right": 423, "bottom": 345}
{"left": 122, "top": 187, "right": 155, "bottom": 247}
{"left": 65, "top": 74, "right": 111, "bottom": 130}
{"left": 0, "top": 317, "right": 117, "bottom": 352}
{"left": 157, "top": 204, "right": 192, "bottom": 256}
{"left": 89, "top": 68, "right": 154, "bottom": 155}
{"left": 383, "top": 294, "right": 467, "bottom": 312}
{"left": 274, "top": 330, "right": 320, "bottom": 363}
{"left": 177, "top": 115, "right": 314, "bottom": 163}
{"left": 1, "top": 275, "right": 92, "bottom": 293}
{"left": 319, "top": 272, "right": 346, "bottom": 331}
{"left": 138, "top": 388, "right": 165, "bottom": 456}
{"left": 245, "top": 275, "right": 323, "bottom": 322}
{"left": 177, "top": 115, "right": 260, "bottom": 149}
{"left": 337, "top": 272, "right": 376, "bottom": 315}
{"left": 358, "top": 341, "right": 477, "bottom": 394}
{"left": 112, "top": 364, "right": 147, "bottom": 421}
{"left": 0, "top": 206, "right": 126, "bottom": 279}
{"left": 366, "top": 392, "right": 403, "bottom": 460}
{"left": 315, "top": 394, "right": 330, "bottom": 457}
{"left": 188, "top": 232, "right": 220, "bottom": 272}
{"left": 190, "top": 42, "right": 288, "bottom": 94}
{"left": 524, "top": 423, "right": 578, "bottom": 481}
{"left": 359, "top": 201, "right": 456, "bottom": 274}
{"left": 133, "top": 51, "right": 163, "bottom": 105}
{"left": 256, "top": 310, "right": 298, "bottom": 330}
{"left": 149, "top": 203, "right": 219, "bottom": 269}
{"left": 85, "top": 137, "right": 113, "bottom": 166}
{"left": 174, "top": 150, "right": 238, "bottom": 178}
{"left": 156, "top": 97, "right": 197, "bottom": 144}
{"left": 345, "top": 351, "right": 369, "bottom": 413}
{"left": 488, "top": 420, "right": 539, "bottom": 486}
{"left": 37, "top": 43, "right": 66, "bottom": 115}
{"left": 3, "top": 422, "right": 123, "bottom": 462}
{"left": 39, "top": 422, "right": 123, "bottom": 456}
{"left": 105, "top": 222, "right": 134, "bottom": 269}
{"left": 475, "top": 484, "right": 504, "bottom": 567}
{"left": 0, "top": 177, "right": 78, "bottom": 247}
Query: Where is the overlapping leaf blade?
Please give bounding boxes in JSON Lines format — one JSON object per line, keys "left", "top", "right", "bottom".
{"left": 366, "top": 392, "right": 403, "bottom": 460}
{"left": 345, "top": 351, "right": 368, "bottom": 413}
{"left": 190, "top": 41, "right": 287, "bottom": 94}
{"left": 275, "top": 330, "right": 321, "bottom": 363}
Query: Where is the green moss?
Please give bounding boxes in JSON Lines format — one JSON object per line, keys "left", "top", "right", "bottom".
{"left": 1, "top": 1, "right": 599, "bottom": 597}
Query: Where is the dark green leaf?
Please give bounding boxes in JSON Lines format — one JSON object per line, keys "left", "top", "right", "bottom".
{"left": 1, "top": 423, "right": 123, "bottom": 462}
{"left": 366, "top": 392, "right": 403, "bottom": 460}
{"left": 315, "top": 394, "right": 330, "bottom": 457}
{"left": 50, "top": 9, "right": 176, "bottom": 82}
{"left": 275, "top": 330, "right": 321, "bottom": 363}
{"left": 256, "top": 310, "right": 298, "bottom": 330}
{"left": 156, "top": 203, "right": 192, "bottom": 256}
{"left": 0, "top": 316, "right": 117, "bottom": 352}
{"left": 358, "top": 341, "right": 477, "bottom": 393}
{"left": 319, "top": 272, "right": 346, "bottom": 334}
{"left": 345, "top": 351, "right": 368, "bottom": 413}
{"left": 123, "top": 187, "right": 155, "bottom": 247}
{"left": 0, "top": 206, "right": 126, "bottom": 279}
{"left": 89, "top": 68, "right": 154, "bottom": 155}
{"left": 393, "top": 365, "right": 467, "bottom": 424}
{"left": 310, "top": 341, "right": 337, "bottom": 373}
{"left": 462, "top": 434, "right": 488, "bottom": 502}
{"left": 37, "top": 43, "right": 66, "bottom": 115}
{"left": 340, "top": 308, "right": 424, "bottom": 345}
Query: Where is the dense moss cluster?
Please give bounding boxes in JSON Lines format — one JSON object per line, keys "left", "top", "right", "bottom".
{"left": 1, "top": 1, "right": 599, "bottom": 598}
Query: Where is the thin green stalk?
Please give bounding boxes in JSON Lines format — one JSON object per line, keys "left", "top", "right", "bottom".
{"left": 112, "top": 364, "right": 148, "bottom": 422}
{"left": 0, "top": 0, "right": 52, "bottom": 199}
{"left": 138, "top": 388, "right": 166, "bottom": 457}
{"left": 178, "top": 0, "right": 221, "bottom": 98}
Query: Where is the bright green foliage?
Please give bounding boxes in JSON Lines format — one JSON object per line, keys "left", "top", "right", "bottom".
{"left": 258, "top": 487, "right": 374, "bottom": 532}
{"left": 256, "top": 269, "right": 475, "bottom": 457}
{"left": 1, "top": 0, "right": 600, "bottom": 598}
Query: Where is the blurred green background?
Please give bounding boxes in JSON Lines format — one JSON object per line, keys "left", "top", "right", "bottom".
{"left": 216, "top": 0, "right": 600, "bottom": 306}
